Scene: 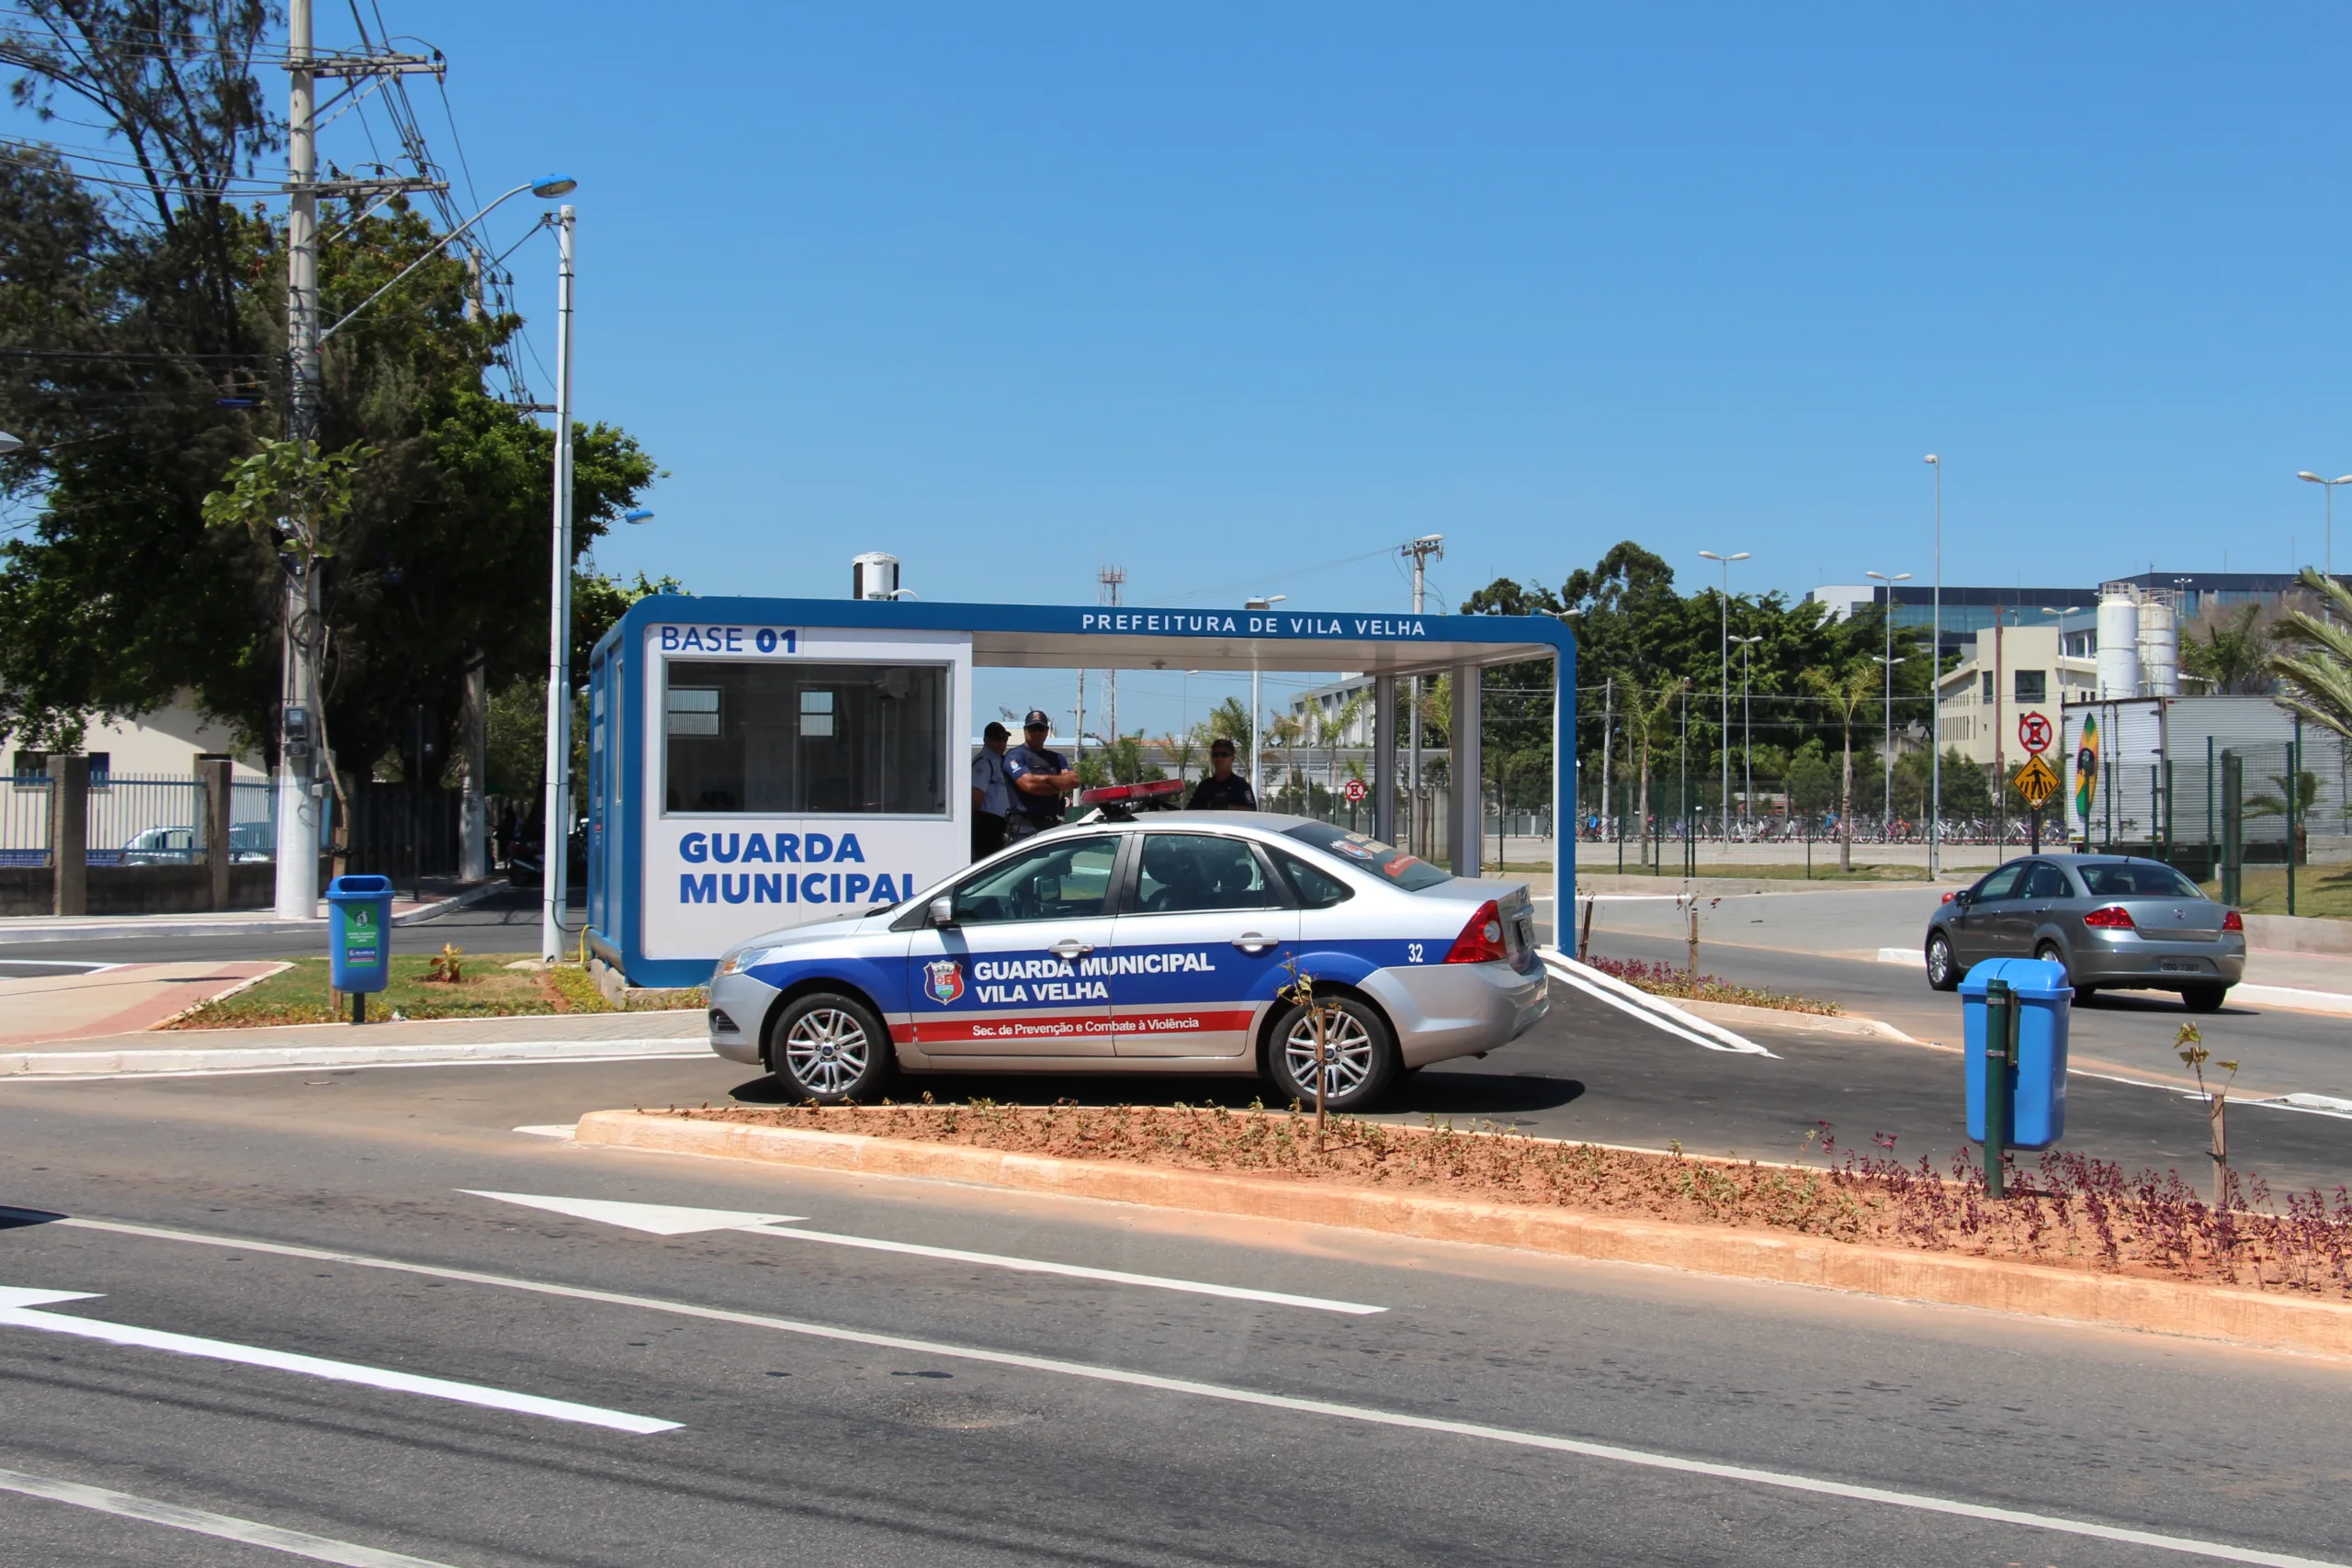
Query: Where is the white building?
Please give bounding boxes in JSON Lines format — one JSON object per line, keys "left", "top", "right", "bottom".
{"left": 1933, "top": 626, "right": 2098, "bottom": 770}
{"left": 6, "top": 697, "right": 266, "bottom": 782}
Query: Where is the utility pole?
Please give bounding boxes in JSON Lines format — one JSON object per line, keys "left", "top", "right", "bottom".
{"left": 1400, "top": 535, "right": 1444, "bottom": 853}
{"left": 1599, "top": 676, "right": 1612, "bottom": 832}
{"left": 1699, "top": 550, "right": 1748, "bottom": 849}
{"left": 277, "top": 0, "right": 445, "bottom": 919}
{"left": 540, "top": 205, "right": 576, "bottom": 960}
{"left": 1098, "top": 565, "right": 1125, "bottom": 743}
{"left": 1926, "top": 454, "right": 1943, "bottom": 878}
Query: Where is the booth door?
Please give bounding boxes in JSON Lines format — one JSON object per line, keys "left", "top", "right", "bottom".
{"left": 1107, "top": 830, "right": 1297, "bottom": 1058}
{"left": 902, "top": 832, "right": 1120, "bottom": 1056}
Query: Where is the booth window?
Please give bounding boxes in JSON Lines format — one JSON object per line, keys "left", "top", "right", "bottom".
{"left": 663, "top": 661, "right": 948, "bottom": 816}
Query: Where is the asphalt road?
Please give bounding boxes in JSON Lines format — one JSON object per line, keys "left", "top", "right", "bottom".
{"left": 2, "top": 1053, "right": 2348, "bottom": 1566}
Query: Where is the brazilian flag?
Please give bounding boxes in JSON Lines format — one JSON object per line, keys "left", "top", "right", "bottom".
{"left": 2074, "top": 715, "right": 2099, "bottom": 822}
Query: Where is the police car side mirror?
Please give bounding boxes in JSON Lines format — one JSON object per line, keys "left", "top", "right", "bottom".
{"left": 928, "top": 896, "right": 956, "bottom": 928}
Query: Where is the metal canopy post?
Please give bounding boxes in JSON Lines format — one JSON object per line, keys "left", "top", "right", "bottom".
{"left": 1451, "top": 662, "right": 1481, "bottom": 876}
{"left": 1373, "top": 673, "right": 1397, "bottom": 843}
{"left": 1555, "top": 646, "right": 1573, "bottom": 937}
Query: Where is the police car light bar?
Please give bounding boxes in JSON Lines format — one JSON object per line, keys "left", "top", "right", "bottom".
{"left": 1076, "top": 778, "right": 1186, "bottom": 807}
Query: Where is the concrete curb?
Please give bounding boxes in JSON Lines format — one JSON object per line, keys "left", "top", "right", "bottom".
{"left": 1676, "top": 998, "right": 1921, "bottom": 1043}
{"left": 0, "top": 878, "right": 508, "bottom": 946}
{"left": 574, "top": 1111, "right": 2352, "bottom": 1361}
{"left": 0, "top": 1036, "right": 704, "bottom": 1078}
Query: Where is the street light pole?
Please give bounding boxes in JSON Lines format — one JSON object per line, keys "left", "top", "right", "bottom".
{"left": 1730, "top": 634, "right": 1762, "bottom": 833}
{"left": 1865, "top": 569, "right": 1912, "bottom": 836}
{"left": 540, "top": 204, "right": 577, "bottom": 960}
{"left": 1698, "top": 549, "right": 1749, "bottom": 847}
{"left": 1925, "top": 455, "right": 1942, "bottom": 877}
{"left": 2296, "top": 471, "right": 2352, "bottom": 592}
{"left": 1400, "top": 535, "right": 1444, "bottom": 852}
{"left": 1245, "top": 594, "right": 1286, "bottom": 809}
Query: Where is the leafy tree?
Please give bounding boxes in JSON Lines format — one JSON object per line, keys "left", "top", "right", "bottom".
{"left": 0, "top": 5, "right": 660, "bottom": 797}
{"left": 1801, "top": 662, "right": 1876, "bottom": 872}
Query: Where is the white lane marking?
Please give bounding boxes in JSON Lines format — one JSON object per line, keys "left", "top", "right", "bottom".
{"left": 0, "top": 1285, "right": 677, "bottom": 1435}
{"left": 464, "top": 1190, "right": 1385, "bottom": 1315}
{"left": 19, "top": 1213, "right": 2335, "bottom": 1568}
{"left": 512, "top": 1124, "right": 578, "bottom": 1139}
{"left": 1877, "top": 946, "right": 1918, "bottom": 965}
{"left": 1538, "top": 951, "right": 1775, "bottom": 1056}
{"left": 0, "top": 1052, "right": 709, "bottom": 1084}
{"left": 468, "top": 1190, "right": 807, "bottom": 1235}
{"left": 0, "top": 1464, "right": 460, "bottom": 1567}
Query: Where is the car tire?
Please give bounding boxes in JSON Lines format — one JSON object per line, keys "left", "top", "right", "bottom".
{"left": 2182, "top": 983, "right": 2228, "bottom": 1013}
{"left": 1926, "top": 931, "right": 1962, "bottom": 992}
{"left": 2033, "top": 942, "right": 2072, "bottom": 985}
{"left": 767, "top": 991, "right": 893, "bottom": 1104}
{"left": 1264, "top": 994, "right": 1398, "bottom": 1113}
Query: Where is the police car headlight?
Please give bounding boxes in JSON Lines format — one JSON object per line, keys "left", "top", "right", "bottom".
{"left": 715, "top": 946, "right": 779, "bottom": 978}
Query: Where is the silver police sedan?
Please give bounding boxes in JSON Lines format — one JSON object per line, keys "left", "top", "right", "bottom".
{"left": 1923, "top": 852, "right": 2246, "bottom": 1010}
{"left": 706, "top": 812, "right": 1550, "bottom": 1109}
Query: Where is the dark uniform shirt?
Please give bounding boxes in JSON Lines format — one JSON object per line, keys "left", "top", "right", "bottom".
{"left": 1188, "top": 772, "right": 1257, "bottom": 811}
{"left": 1003, "top": 743, "right": 1070, "bottom": 823}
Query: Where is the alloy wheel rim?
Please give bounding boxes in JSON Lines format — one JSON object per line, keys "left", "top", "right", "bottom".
{"left": 785, "top": 1009, "right": 870, "bottom": 1095}
{"left": 1283, "top": 1008, "right": 1374, "bottom": 1100}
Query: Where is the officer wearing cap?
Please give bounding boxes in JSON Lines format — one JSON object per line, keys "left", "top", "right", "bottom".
{"left": 1187, "top": 736, "right": 1258, "bottom": 811}
{"left": 1002, "top": 710, "right": 1078, "bottom": 843}
{"left": 971, "top": 720, "right": 1012, "bottom": 859}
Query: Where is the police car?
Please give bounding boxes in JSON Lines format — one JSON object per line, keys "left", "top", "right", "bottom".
{"left": 707, "top": 811, "right": 1549, "bottom": 1111}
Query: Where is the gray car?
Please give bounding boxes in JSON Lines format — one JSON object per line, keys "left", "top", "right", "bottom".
{"left": 705, "top": 811, "right": 1550, "bottom": 1110}
{"left": 1924, "top": 853, "right": 2245, "bottom": 1010}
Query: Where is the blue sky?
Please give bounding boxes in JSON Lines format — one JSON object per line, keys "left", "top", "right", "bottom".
{"left": 94, "top": 5, "right": 2352, "bottom": 733}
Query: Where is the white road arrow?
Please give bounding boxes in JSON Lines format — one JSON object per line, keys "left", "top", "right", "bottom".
{"left": 0, "top": 1287, "right": 678, "bottom": 1434}
{"left": 467, "top": 1190, "right": 1385, "bottom": 1315}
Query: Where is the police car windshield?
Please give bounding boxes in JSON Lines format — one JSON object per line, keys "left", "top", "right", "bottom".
{"left": 1282, "top": 824, "right": 1453, "bottom": 891}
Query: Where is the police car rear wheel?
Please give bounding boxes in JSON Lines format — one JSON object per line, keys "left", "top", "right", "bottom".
{"left": 1266, "top": 997, "right": 1396, "bottom": 1112}
{"left": 770, "top": 993, "right": 890, "bottom": 1104}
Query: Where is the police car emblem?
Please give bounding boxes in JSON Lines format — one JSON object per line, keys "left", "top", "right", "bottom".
{"left": 924, "top": 959, "right": 965, "bottom": 1004}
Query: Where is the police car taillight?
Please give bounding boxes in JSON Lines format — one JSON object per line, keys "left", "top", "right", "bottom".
{"left": 1443, "top": 899, "right": 1509, "bottom": 964}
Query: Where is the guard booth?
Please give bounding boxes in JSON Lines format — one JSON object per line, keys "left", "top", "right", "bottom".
{"left": 585, "top": 595, "right": 1574, "bottom": 987}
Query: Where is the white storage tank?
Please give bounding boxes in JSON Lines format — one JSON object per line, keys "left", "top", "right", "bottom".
{"left": 2096, "top": 591, "right": 2142, "bottom": 699}
{"left": 851, "top": 552, "right": 900, "bottom": 601}
{"left": 2137, "top": 594, "right": 2178, "bottom": 697}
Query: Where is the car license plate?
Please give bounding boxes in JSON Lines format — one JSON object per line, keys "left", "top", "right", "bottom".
{"left": 2159, "top": 958, "right": 2206, "bottom": 974}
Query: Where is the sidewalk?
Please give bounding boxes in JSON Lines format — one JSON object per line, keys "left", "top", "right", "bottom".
{"left": 0, "top": 1008, "right": 709, "bottom": 1078}
{"left": 0, "top": 876, "right": 504, "bottom": 945}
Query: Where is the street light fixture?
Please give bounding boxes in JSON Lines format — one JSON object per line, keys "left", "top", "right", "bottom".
{"left": 1865, "top": 570, "right": 1912, "bottom": 834}
{"left": 1729, "top": 633, "right": 1763, "bottom": 832}
{"left": 320, "top": 175, "right": 579, "bottom": 344}
{"left": 0, "top": 432, "right": 22, "bottom": 456}
{"left": 1698, "top": 550, "right": 1749, "bottom": 845}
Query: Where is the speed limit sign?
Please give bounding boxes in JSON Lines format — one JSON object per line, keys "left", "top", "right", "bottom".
{"left": 1342, "top": 778, "right": 1368, "bottom": 804}
{"left": 2018, "top": 713, "right": 2053, "bottom": 755}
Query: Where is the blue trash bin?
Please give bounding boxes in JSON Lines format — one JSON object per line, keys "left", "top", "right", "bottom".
{"left": 1958, "top": 956, "right": 2071, "bottom": 1150}
{"left": 325, "top": 874, "right": 394, "bottom": 998}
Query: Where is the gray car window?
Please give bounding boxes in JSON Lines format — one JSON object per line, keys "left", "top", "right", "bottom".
{"left": 951, "top": 835, "right": 1120, "bottom": 924}
{"left": 2022, "top": 863, "right": 2071, "bottom": 899}
{"left": 2079, "top": 863, "right": 2204, "bottom": 898}
{"left": 1135, "top": 834, "right": 1277, "bottom": 914}
{"left": 1973, "top": 863, "right": 2026, "bottom": 901}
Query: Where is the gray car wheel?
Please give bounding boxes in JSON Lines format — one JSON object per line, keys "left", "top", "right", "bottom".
{"left": 2033, "top": 941, "right": 2074, "bottom": 985}
{"left": 768, "top": 992, "right": 891, "bottom": 1104}
{"left": 1266, "top": 995, "right": 1397, "bottom": 1112}
{"left": 1926, "top": 931, "right": 1961, "bottom": 992}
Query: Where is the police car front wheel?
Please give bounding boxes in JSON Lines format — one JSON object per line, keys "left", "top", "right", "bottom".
{"left": 769, "top": 993, "right": 892, "bottom": 1104}
{"left": 1265, "top": 996, "right": 1397, "bottom": 1113}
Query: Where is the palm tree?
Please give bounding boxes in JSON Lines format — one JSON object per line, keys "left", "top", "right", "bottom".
{"left": 1318, "top": 688, "right": 1369, "bottom": 799}
{"left": 1620, "top": 677, "right": 1687, "bottom": 868}
{"left": 2268, "top": 568, "right": 2352, "bottom": 743}
{"left": 2181, "top": 602, "right": 2277, "bottom": 695}
{"left": 1802, "top": 661, "right": 1877, "bottom": 873}
{"left": 1157, "top": 728, "right": 1201, "bottom": 785}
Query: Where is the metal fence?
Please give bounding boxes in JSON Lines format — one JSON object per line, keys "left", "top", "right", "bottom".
{"left": 0, "top": 773, "right": 277, "bottom": 867}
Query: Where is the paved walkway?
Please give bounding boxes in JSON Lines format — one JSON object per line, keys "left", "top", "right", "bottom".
{"left": 0, "top": 963, "right": 288, "bottom": 1046}
{"left": 0, "top": 1008, "right": 708, "bottom": 1077}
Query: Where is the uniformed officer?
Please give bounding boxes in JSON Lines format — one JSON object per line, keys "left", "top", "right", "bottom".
{"left": 1002, "top": 710, "right": 1078, "bottom": 843}
{"left": 971, "top": 720, "right": 1012, "bottom": 859}
{"left": 1187, "top": 737, "right": 1257, "bottom": 811}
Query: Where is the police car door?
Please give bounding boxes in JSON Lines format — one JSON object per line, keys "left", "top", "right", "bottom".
{"left": 902, "top": 832, "right": 1120, "bottom": 1057}
{"left": 1106, "top": 830, "right": 1297, "bottom": 1058}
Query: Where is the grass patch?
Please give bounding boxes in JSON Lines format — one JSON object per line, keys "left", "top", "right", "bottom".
{"left": 162, "top": 952, "right": 701, "bottom": 1027}
{"left": 673, "top": 1102, "right": 2352, "bottom": 1300}
{"left": 2199, "top": 865, "right": 2352, "bottom": 922}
